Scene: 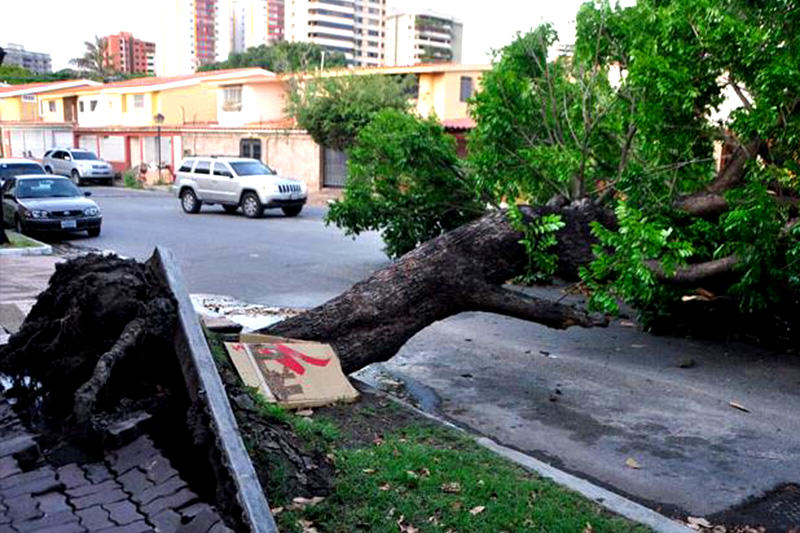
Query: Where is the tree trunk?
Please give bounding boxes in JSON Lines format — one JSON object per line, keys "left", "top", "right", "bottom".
{"left": 0, "top": 190, "right": 8, "bottom": 245}
{"left": 261, "top": 201, "right": 610, "bottom": 374}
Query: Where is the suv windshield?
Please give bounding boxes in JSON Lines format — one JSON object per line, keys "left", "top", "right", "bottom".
{"left": 0, "top": 163, "right": 44, "bottom": 180}
{"left": 16, "top": 178, "right": 81, "bottom": 199}
{"left": 230, "top": 161, "right": 275, "bottom": 176}
{"left": 71, "top": 151, "right": 99, "bottom": 160}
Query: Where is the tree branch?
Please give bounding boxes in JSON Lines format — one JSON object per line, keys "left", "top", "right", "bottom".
{"left": 467, "top": 285, "right": 608, "bottom": 329}
{"left": 646, "top": 255, "right": 738, "bottom": 285}
{"left": 674, "top": 192, "right": 728, "bottom": 216}
{"left": 73, "top": 318, "right": 146, "bottom": 422}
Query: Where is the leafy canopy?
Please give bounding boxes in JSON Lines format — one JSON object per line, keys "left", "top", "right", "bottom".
{"left": 470, "top": 0, "right": 800, "bottom": 321}
{"left": 199, "top": 42, "right": 347, "bottom": 74}
{"left": 326, "top": 109, "right": 484, "bottom": 258}
{"left": 288, "top": 74, "right": 414, "bottom": 152}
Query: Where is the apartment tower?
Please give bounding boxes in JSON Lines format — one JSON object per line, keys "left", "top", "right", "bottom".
{"left": 385, "top": 11, "right": 463, "bottom": 66}
{"left": 285, "top": 0, "right": 387, "bottom": 67}
{"left": 103, "top": 33, "right": 156, "bottom": 75}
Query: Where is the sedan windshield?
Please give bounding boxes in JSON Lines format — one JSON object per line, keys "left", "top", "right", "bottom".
{"left": 72, "top": 152, "right": 99, "bottom": 160}
{"left": 230, "top": 161, "right": 276, "bottom": 176}
{"left": 0, "top": 163, "right": 45, "bottom": 180}
{"left": 16, "top": 178, "right": 82, "bottom": 199}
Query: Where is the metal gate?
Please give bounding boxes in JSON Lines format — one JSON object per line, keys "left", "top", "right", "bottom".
{"left": 322, "top": 147, "right": 347, "bottom": 188}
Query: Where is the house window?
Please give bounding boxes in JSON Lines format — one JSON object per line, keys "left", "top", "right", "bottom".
{"left": 223, "top": 85, "right": 243, "bottom": 112}
{"left": 459, "top": 76, "right": 473, "bottom": 102}
{"left": 79, "top": 101, "right": 85, "bottom": 112}
{"left": 48, "top": 101, "right": 56, "bottom": 112}
{"left": 240, "top": 138, "right": 262, "bottom": 161}
{"left": 90, "top": 100, "right": 98, "bottom": 112}
{"left": 21, "top": 94, "right": 35, "bottom": 103}
{"left": 133, "top": 94, "right": 145, "bottom": 108}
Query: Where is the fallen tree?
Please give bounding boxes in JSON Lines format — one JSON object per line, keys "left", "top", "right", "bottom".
{"left": 263, "top": 200, "right": 610, "bottom": 374}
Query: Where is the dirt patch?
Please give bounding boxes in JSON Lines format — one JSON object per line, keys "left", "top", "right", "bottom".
{"left": 314, "top": 388, "right": 431, "bottom": 449}
{"left": 707, "top": 483, "right": 800, "bottom": 533}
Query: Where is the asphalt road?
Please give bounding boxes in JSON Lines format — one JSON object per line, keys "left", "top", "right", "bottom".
{"left": 46, "top": 185, "right": 389, "bottom": 308}
{"left": 34, "top": 184, "right": 800, "bottom": 523}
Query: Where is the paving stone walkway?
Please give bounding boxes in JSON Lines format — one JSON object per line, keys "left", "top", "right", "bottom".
{"left": 0, "top": 399, "right": 232, "bottom": 532}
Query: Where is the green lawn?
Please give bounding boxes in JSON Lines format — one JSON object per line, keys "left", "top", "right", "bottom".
{"left": 1, "top": 231, "right": 42, "bottom": 249}
{"left": 276, "top": 419, "right": 650, "bottom": 533}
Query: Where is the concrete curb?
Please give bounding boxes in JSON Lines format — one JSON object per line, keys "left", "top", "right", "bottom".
{"left": 351, "top": 378, "right": 690, "bottom": 533}
{"left": 149, "top": 247, "right": 277, "bottom": 533}
{"left": 0, "top": 231, "right": 52, "bottom": 256}
{"left": 476, "top": 438, "right": 693, "bottom": 533}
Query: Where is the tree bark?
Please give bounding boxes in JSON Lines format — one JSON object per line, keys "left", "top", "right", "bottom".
{"left": 260, "top": 201, "right": 609, "bottom": 374}
{"left": 0, "top": 190, "right": 8, "bottom": 245}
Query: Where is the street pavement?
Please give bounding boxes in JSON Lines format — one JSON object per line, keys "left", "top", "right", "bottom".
{"left": 6, "top": 184, "right": 800, "bottom": 524}
{"left": 46, "top": 186, "right": 389, "bottom": 308}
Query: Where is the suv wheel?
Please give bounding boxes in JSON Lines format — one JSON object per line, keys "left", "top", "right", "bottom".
{"left": 281, "top": 205, "right": 303, "bottom": 217}
{"left": 14, "top": 217, "right": 24, "bottom": 235}
{"left": 70, "top": 169, "right": 82, "bottom": 186}
{"left": 44, "top": 166, "right": 53, "bottom": 174}
{"left": 180, "top": 189, "right": 202, "bottom": 214}
{"left": 241, "top": 192, "right": 263, "bottom": 219}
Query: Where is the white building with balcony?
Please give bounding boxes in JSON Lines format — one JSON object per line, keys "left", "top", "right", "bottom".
{"left": 385, "top": 11, "right": 462, "bottom": 66}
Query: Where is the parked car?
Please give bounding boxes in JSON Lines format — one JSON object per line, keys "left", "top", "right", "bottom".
{"left": 173, "top": 156, "right": 308, "bottom": 218}
{"left": 0, "top": 158, "right": 46, "bottom": 188}
{"left": 1, "top": 175, "right": 102, "bottom": 237}
{"left": 42, "top": 148, "right": 115, "bottom": 186}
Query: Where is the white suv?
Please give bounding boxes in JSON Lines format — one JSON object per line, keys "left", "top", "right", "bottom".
{"left": 174, "top": 156, "right": 308, "bottom": 218}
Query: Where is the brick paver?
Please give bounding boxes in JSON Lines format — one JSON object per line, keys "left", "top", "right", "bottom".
{"left": 0, "top": 398, "right": 232, "bottom": 532}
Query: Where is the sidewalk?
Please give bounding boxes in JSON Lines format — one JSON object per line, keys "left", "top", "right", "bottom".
{"left": 0, "top": 255, "right": 62, "bottom": 343}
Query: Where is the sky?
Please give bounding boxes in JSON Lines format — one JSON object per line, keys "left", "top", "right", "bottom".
{"left": 1, "top": 0, "right": 588, "bottom": 71}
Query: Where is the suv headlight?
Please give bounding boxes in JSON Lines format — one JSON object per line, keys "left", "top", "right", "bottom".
{"left": 84, "top": 207, "right": 100, "bottom": 216}
{"left": 28, "top": 209, "right": 50, "bottom": 219}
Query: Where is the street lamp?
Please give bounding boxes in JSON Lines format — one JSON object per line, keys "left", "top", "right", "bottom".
{"left": 154, "top": 113, "right": 165, "bottom": 182}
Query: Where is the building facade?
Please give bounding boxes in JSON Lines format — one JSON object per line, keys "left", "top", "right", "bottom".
{"left": 2, "top": 44, "right": 52, "bottom": 74}
{"left": 285, "top": 0, "right": 386, "bottom": 67}
{"left": 385, "top": 11, "right": 463, "bottom": 66}
{"left": 103, "top": 33, "right": 156, "bottom": 75}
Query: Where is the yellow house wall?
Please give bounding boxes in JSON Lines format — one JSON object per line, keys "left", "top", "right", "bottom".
{"left": 414, "top": 70, "right": 485, "bottom": 121}
{"left": 155, "top": 85, "right": 219, "bottom": 126}
{"left": 0, "top": 99, "right": 22, "bottom": 121}
{"left": 39, "top": 97, "right": 64, "bottom": 123}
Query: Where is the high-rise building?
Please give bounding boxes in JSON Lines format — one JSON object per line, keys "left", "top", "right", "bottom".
{"left": 158, "top": 0, "right": 228, "bottom": 76}
{"left": 2, "top": 44, "right": 52, "bottom": 74}
{"left": 267, "top": 0, "right": 285, "bottom": 43}
{"left": 385, "top": 11, "right": 463, "bottom": 66}
{"left": 285, "top": 0, "right": 387, "bottom": 67}
{"left": 103, "top": 33, "right": 156, "bottom": 75}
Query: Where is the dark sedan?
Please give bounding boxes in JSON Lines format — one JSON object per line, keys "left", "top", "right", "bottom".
{"left": 1, "top": 175, "right": 102, "bottom": 237}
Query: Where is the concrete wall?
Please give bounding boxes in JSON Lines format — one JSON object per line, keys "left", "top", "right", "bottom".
{"left": 181, "top": 131, "right": 322, "bottom": 191}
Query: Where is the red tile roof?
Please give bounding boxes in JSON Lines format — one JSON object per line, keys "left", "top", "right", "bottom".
{"left": 42, "top": 68, "right": 271, "bottom": 96}
{"left": 441, "top": 117, "right": 476, "bottom": 130}
{"left": 0, "top": 80, "right": 97, "bottom": 95}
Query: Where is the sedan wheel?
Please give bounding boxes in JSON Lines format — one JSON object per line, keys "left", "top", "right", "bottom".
{"left": 241, "top": 193, "right": 263, "bottom": 219}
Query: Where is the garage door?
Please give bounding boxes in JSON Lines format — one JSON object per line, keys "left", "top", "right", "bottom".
{"left": 100, "top": 136, "right": 125, "bottom": 162}
{"left": 78, "top": 135, "right": 97, "bottom": 153}
{"left": 53, "top": 131, "right": 73, "bottom": 150}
